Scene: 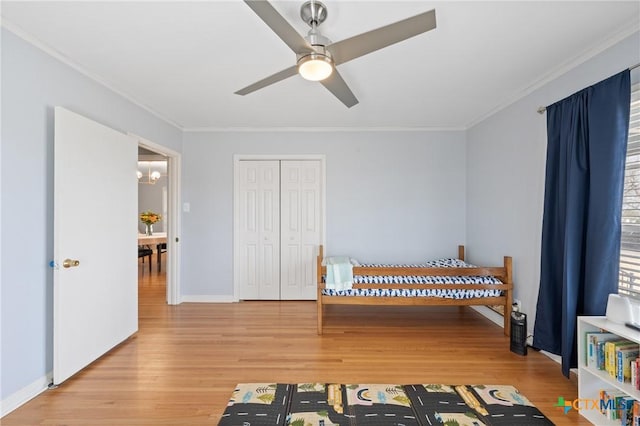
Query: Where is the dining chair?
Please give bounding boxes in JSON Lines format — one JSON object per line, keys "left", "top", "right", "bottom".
{"left": 138, "top": 245, "right": 153, "bottom": 272}
{"left": 157, "top": 243, "right": 167, "bottom": 272}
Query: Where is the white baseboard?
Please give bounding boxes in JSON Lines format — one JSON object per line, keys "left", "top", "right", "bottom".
{"left": 473, "top": 306, "right": 565, "bottom": 367}
{"left": 180, "top": 295, "right": 237, "bottom": 303}
{"left": 541, "top": 350, "right": 561, "bottom": 364}
{"left": 0, "top": 372, "right": 52, "bottom": 418}
{"left": 471, "top": 305, "right": 504, "bottom": 328}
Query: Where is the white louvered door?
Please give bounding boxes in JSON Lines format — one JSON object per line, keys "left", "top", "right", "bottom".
{"left": 237, "top": 159, "right": 322, "bottom": 300}
{"left": 280, "top": 161, "right": 322, "bottom": 300}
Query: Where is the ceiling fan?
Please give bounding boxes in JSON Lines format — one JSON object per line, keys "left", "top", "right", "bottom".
{"left": 234, "top": 0, "right": 437, "bottom": 108}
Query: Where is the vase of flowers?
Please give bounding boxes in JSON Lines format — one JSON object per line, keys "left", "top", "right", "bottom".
{"left": 140, "top": 210, "right": 161, "bottom": 236}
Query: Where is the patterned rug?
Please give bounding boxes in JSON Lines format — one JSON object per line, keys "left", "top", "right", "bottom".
{"left": 219, "top": 383, "right": 554, "bottom": 425}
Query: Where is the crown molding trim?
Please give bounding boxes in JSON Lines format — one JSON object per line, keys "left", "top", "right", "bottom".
{"left": 183, "top": 126, "right": 466, "bottom": 133}
{"left": 466, "top": 22, "right": 640, "bottom": 129}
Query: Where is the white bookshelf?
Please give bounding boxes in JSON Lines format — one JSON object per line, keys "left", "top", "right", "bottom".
{"left": 578, "top": 316, "right": 640, "bottom": 425}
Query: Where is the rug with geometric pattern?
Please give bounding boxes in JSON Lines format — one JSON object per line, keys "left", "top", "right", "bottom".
{"left": 218, "top": 383, "right": 554, "bottom": 425}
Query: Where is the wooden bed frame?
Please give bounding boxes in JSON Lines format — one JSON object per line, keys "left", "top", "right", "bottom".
{"left": 316, "top": 245, "right": 513, "bottom": 336}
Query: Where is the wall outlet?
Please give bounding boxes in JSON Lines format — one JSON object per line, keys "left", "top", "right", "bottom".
{"left": 513, "top": 299, "right": 522, "bottom": 311}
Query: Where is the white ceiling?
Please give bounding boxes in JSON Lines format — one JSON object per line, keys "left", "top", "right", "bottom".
{"left": 2, "top": 1, "right": 639, "bottom": 130}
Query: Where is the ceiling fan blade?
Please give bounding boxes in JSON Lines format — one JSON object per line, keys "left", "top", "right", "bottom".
{"left": 243, "top": 0, "right": 313, "bottom": 54}
{"left": 320, "top": 69, "right": 359, "bottom": 108}
{"left": 327, "top": 9, "right": 436, "bottom": 65}
{"left": 235, "top": 65, "right": 299, "bottom": 95}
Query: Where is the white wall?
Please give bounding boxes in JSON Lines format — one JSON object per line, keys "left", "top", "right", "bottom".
{"left": 180, "top": 130, "right": 467, "bottom": 297}
{"left": 0, "top": 29, "right": 182, "bottom": 406}
{"left": 466, "top": 31, "right": 640, "bottom": 338}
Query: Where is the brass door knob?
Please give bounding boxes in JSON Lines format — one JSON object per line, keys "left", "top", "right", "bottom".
{"left": 62, "top": 259, "right": 80, "bottom": 268}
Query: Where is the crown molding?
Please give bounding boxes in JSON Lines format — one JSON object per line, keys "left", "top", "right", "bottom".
{"left": 183, "top": 126, "right": 466, "bottom": 133}
{"left": 465, "top": 22, "right": 640, "bottom": 129}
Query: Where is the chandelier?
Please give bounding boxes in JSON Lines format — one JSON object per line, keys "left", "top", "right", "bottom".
{"left": 137, "top": 161, "right": 166, "bottom": 185}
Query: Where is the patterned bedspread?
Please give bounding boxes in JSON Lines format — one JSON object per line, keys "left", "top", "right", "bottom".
{"left": 219, "top": 383, "right": 554, "bottom": 425}
{"left": 322, "top": 258, "right": 503, "bottom": 299}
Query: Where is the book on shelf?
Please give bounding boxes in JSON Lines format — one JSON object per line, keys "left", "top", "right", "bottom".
{"left": 600, "top": 389, "right": 629, "bottom": 421}
{"left": 621, "top": 395, "right": 636, "bottom": 425}
{"left": 618, "top": 345, "right": 640, "bottom": 383}
{"left": 607, "top": 340, "right": 637, "bottom": 378}
{"left": 588, "top": 332, "right": 619, "bottom": 368}
{"left": 598, "top": 389, "right": 640, "bottom": 425}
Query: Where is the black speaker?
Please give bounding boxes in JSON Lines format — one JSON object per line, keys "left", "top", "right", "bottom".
{"left": 510, "top": 311, "right": 527, "bottom": 356}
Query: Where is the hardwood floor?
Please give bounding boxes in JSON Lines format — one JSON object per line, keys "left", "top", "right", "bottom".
{"left": 2, "top": 255, "right": 588, "bottom": 425}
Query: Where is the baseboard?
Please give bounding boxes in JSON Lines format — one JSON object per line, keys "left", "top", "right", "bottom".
{"left": 0, "top": 372, "right": 52, "bottom": 418}
{"left": 473, "top": 305, "right": 534, "bottom": 344}
{"left": 180, "top": 295, "right": 237, "bottom": 303}
{"left": 540, "top": 350, "right": 561, "bottom": 364}
{"left": 473, "top": 307, "right": 565, "bottom": 368}
{"left": 471, "top": 305, "right": 504, "bottom": 328}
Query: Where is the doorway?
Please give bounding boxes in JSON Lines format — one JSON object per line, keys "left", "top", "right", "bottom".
{"left": 137, "top": 146, "right": 168, "bottom": 299}
{"left": 132, "top": 134, "right": 181, "bottom": 305}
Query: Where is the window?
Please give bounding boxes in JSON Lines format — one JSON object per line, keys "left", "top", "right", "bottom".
{"left": 619, "top": 83, "right": 640, "bottom": 298}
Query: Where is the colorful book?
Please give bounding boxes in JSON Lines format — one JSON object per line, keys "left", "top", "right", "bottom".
{"left": 618, "top": 345, "right": 640, "bottom": 382}
{"left": 621, "top": 396, "right": 635, "bottom": 426}
{"left": 600, "top": 389, "right": 627, "bottom": 420}
{"left": 606, "top": 340, "right": 635, "bottom": 378}
{"left": 598, "top": 341, "right": 609, "bottom": 370}
{"left": 587, "top": 332, "right": 618, "bottom": 368}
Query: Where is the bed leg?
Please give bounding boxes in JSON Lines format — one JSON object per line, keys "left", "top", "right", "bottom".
{"left": 317, "top": 245, "right": 324, "bottom": 335}
{"left": 317, "top": 299, "right": 323, "bottom": 335}
{"left": 504, "top": 298, "right": 511, "bottom": 336}
{"left": 503, "top": 255, "right": 513, "bottom": 337}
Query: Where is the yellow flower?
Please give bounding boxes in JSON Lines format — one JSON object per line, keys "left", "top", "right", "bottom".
{"left": 140, "top": 210, "right": 162, "bottom": 225}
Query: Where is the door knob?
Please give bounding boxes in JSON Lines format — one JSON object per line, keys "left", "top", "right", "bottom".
{"left": 62, "top": 258, "right": 80, "bottom": 268}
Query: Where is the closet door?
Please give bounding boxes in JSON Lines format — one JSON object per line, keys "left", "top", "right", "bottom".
{"left": 280, "top": 160, "right": 322, "bottom": 300}
{"left": 238, "top": 161, "right": 281, "bottom": 299}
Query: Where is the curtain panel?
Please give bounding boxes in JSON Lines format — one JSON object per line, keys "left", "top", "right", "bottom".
{"left": 533, "top": 70, "right": 631, "bottom": 377}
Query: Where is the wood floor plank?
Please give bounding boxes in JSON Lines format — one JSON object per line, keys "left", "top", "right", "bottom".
{"left": 2, "top": 255, "right": 587, "bottom": 425}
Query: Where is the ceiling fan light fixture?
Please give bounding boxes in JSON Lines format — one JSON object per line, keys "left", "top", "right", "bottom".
{"left": 297, "top": 52, "right": 333, "bottom": 81}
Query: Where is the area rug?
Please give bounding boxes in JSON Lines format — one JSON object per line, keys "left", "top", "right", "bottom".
{"left": 218, "top": 383, "right": 554, "bottom": 425}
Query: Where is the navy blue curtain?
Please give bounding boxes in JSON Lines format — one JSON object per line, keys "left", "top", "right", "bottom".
{"left": 533, "top": 70, "right": 631, "bottom": 377}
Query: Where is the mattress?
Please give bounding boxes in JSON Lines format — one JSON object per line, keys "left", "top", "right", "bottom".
{"left": 322, "top": 258, "right": 503, "bottom": 299}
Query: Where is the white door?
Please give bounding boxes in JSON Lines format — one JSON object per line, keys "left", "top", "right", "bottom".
{"left": 237, "top": 161, "right": 281, "bottom": 299}
{"left": 53, "top": 107, "right": 138, "bottom": 385}
{"left": 280, "top": 161, "right": 322, "bottom": 300}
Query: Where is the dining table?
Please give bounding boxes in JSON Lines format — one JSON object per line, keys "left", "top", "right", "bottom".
{"left": 138, "top": 232, "right": 167, "bottom": 271}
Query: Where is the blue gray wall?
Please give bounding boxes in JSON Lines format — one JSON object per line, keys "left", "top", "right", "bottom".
{"left": 181, "top": 131, "right": 467, "bottom": 297}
